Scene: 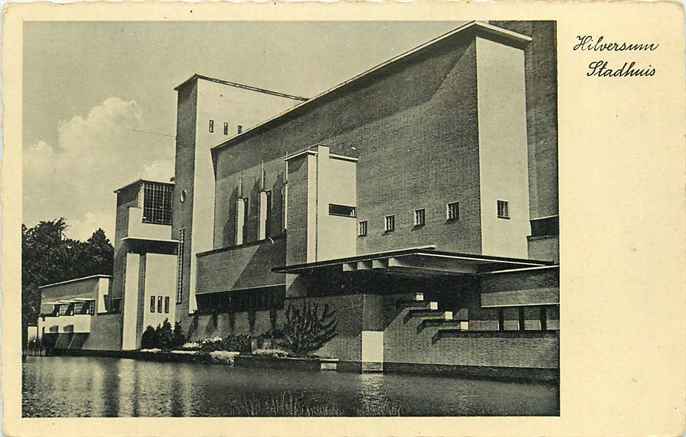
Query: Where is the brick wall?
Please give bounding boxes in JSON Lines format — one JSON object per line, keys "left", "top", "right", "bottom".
{"left": 489, "top": 21, "right": 558, "bottom": 219}
{"left": 83, "top": 313, "right": 122, "bottom": 351}
{"left": 213, "top": 34, "right": 484, "bottom": 257}
{"left": 384, "top": 307, "right": 558, "bottom": 369}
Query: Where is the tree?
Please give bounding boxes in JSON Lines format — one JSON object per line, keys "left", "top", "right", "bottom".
{"left": 156, "top": 319, "right": 174, "bottom": 351}
{"left": 141, "top": 326, "right": 158, "bottom": 349}
{"left": 173, "top": 321, "right": 186, "bottom": 348}
{"left": 283, "top": 302, "right": 337, "bottom": 356}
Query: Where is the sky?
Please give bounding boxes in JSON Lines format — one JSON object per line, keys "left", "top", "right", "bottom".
{"left": 23, "top": 21, "right": 464, "bottom": 241}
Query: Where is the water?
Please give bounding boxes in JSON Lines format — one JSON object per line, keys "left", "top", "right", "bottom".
{"left": 22, "top": 356, "right": 559, "bottom": 417}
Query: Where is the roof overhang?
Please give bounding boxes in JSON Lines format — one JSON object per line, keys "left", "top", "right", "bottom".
{"left": 272, "top": 247, "right": 552, "bottom": 277}
{"left": 122, "top": 237, "right": 179, "bottom": 255}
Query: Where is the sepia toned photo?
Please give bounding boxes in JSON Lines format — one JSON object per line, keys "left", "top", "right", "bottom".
{"left": 21, "top": 20, "right": 560, "bottom": 417}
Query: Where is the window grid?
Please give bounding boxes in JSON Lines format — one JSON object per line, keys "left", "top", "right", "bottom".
{"left": 497, "top": 200, "right": 510, "bottom": 219}
{"left": 414, "top": 208, "right": 425, "bottom": 226}
{"left": 176, "top": 228, "right": 185, "bottom": 304}
{"left": 447, "top": 201, "right": 460, "bottom": 221}
{"left": 384, "top": 215, "right": 395, "bottom": 233}
{"left": 358, "top": 220, "right": 368, "bottom": 237}
{"left": 142, "top": 183, "right": 173, "bottom": 225}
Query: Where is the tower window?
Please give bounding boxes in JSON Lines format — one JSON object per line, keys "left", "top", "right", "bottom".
{"left": 150, "top": 296, "right": 156, "bottom": 313}
{"left": 176, "top": 228, "right": 185, "bottom": 304}
{"left": 157, "top": 296, "right": 163, "bottom": 313}
{"left": 164, "top": 297, "right": 170, "bottom": 314}
{"left": 328, "top": 204, "right": 356, "bottom": 218}
{"left": 447, "top": 201, "right": 460, "bottom": 221}
{"left": 384, "top": 215, "right": 395, "bottom": 233}
{"left": 142, "top": 183, "right": 173, "bottom": 225}
{"left": 414, "top": 208, "right": 425, "bottom": 226}
{"left": 259, "top": 191, "right": 273, "bottom": 240}
{"left": 209, "top": 119, "right": 214, "bottom": 133}
{"left": 223, "top": 122, "right": 229, "bottom": 135}
{"left": 358, "top": 220, "right": 368, "bottom": 237}
{"left": 497, "top": 200, "right": 510, "bottom": 219}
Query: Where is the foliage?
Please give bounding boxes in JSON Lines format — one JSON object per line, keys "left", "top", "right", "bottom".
{"left": 21, "top": 219, "right": 114, "bottom": 343}
{"left": 222, "top": 334, "right": 253, "bottom": 353}
{"left": 198, "top": 336, "right": 224, "bottom": 352}
{"left": 172, "top": 322, "right": 186, "bottom": 348}
{"left": 282, "top": 302, "right": 337, "bottom": 356}
{"left": 141, "top": 326, "right": 158, "bottom": 349}
{"left": 156, "top": 319, "right": 175, "bottom": 351}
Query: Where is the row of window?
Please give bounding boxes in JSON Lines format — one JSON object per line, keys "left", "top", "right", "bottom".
{"left": 150, "top": 296, "right": 171, "bottom": 314}
{"left": 48, "top": 301, "right": 95, "bottom": 317}
{"left": 196, "top": 288, "right": 286, "bottom": 315}
{"left": 357, "top": 200, "right": 510, "bottom": 236}
{"left": 209, "top": 120, "right": 243, "bottom": 136}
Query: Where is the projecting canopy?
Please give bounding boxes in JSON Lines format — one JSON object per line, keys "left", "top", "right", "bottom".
{"left": 272, "top": 246, "right": 551, "bottom": 278}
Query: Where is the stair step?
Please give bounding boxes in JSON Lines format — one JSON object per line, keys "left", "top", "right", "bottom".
{"left": 395, "top": 299, "right": 432, "bottom": 311}
{"left": 403, "top": 308, "right": 444, "bottom": 324}
{"left": 416, "top": 319, "right": 461, "bottom": 334}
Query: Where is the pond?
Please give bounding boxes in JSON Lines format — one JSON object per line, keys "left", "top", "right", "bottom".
{"left": 22, "top": 356, "right": 559, "bottom": 417}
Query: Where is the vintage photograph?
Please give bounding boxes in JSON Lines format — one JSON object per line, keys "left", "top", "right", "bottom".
{"left": 22, "top": 20, "right": 560, "bottom": 417}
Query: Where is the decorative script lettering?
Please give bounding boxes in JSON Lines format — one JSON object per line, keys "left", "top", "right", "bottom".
{"left": 574, "top": 35, "right": 658, "bottom": 78}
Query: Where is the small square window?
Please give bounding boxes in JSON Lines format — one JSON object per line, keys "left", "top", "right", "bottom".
{"left": 447, "top": 202, "right": 460, "bottom": 221}
{"left": 384, "top": 215, "right": 395, "bottom": 233}
{"left": 414, "top": 208, "right": 425, "bottom": 226}
{"left": 150, "top": 296, "right": 156, "bottom": 313}
{"left": 358, "top": 220, "right": 368, "bottom": 237}
{"left": 209, "top": 119, "right": 214, "bottom": 133}
{"left": 497, "top": 200, "right": 510, "bottom": 219}
{"left": 223, "top": 122, "right": 229, "bottom": 135}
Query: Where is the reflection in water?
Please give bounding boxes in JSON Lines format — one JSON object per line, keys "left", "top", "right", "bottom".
{"left": 22, "top": 356, "right": 559, "bottom": 417}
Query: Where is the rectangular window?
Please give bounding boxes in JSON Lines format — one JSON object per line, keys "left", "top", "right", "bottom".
{"left": 209, "top": 119, "right": 214, "bottom": 133}
{"left": 414, "top": 208, "right": 425, "bottom": 226}
{"left": 384, "top": 215, "right": 395, "bottom": 233}
{"left": 497, "top": 200, "right": 510, "bottom": 219}
{"left": 176, "top": 228, "right": 185, "bottom": 304}
{"left": 157, "top": 296, "right": 163, "bottom": 314}
{"left": 328, "top": 204, "right": 356, "bottom": 218}
{"left": 164, "top": 297, "right": 170, "bottom": 314}
{"left": 142, "top": 182, "right": 173, "bottom": 225}
{"left": 258, "top": 191, "right": 273, "bottom": 240}
{"left": 540, "top": 306, "right": 548, "bottom": 331}
{"left": 223, "top": 122, "right": 229, "bottom": 135}
{"left": 150, "top": 296, "right": 156, "bottom": 313}
{"left": 358, "top": 220, "right": 368, "bottom": 237}
{"left": 518, "top": 307, "right": 526, "bottom": 331}
{"left": 235, "top": 197, "right": 247, "bottom": 245}
{"left": 447, "top": 201, "right": 460, "bottom": 221}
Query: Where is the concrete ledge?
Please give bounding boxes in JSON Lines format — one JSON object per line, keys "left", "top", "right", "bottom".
{"left": 383, "top": 362, "right": 559, "bottom": 383}
{"left": 234, "top": 355, "right": 321, "bottom": 371}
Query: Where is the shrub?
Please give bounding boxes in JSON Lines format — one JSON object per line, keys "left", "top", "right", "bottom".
{"left": 141, "top": 326, "right": 157, "bottom": 349}
{"left": 283, "top": 302, "right": 337, "bottom": 356}
{"left": 172, "top": 321, "right": 186, "bottom": 348}
{"left": 222, "top": 334, "right": 252, "bottom": 353}
{"left": 157, "top": 319, "right": 175, "bottom": 351}
{"left": 199, "top": 336, "right": 224, "bottom": 352}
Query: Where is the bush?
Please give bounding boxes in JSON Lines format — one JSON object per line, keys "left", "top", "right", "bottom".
{"left": 156, "top": 319, "right": 175, "bottom": 351}
{"left": 283, "top": 302, "right": 337, "bottom": 356}
{"left": 222, "top": 334, "right": 252, "bottom": 353}
{"left": 172, "top": 321, "right": 186, "bottom": 348}
{"left": 199, "top": 336, "right": 224, "bottom": 352}
{"left": 141, "top": 326, "right": 157, "bottom": 349}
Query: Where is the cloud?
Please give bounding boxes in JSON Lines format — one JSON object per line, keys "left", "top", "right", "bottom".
{"left": 24, "top": 97, "right": 174, "bottom": 241}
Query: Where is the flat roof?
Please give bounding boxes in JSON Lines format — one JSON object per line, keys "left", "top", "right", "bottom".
{"left": 273, "top": 246, "right": 551, "bottom": 275}
{"left": 40, "top": 274, "right": 112, "bottom": 289}
{"left": 212, "top": 21, "right": 531, "bottom": 155}
{"left": 114, "top": 178, "right": 174, "bottom": 193}
{"left": 174, "top": 73, "right": 308, "bottom": 101}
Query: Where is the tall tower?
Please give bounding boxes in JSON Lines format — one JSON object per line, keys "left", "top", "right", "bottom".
{"left": 172, "top": 74, "right": 306, "bottom": 325}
